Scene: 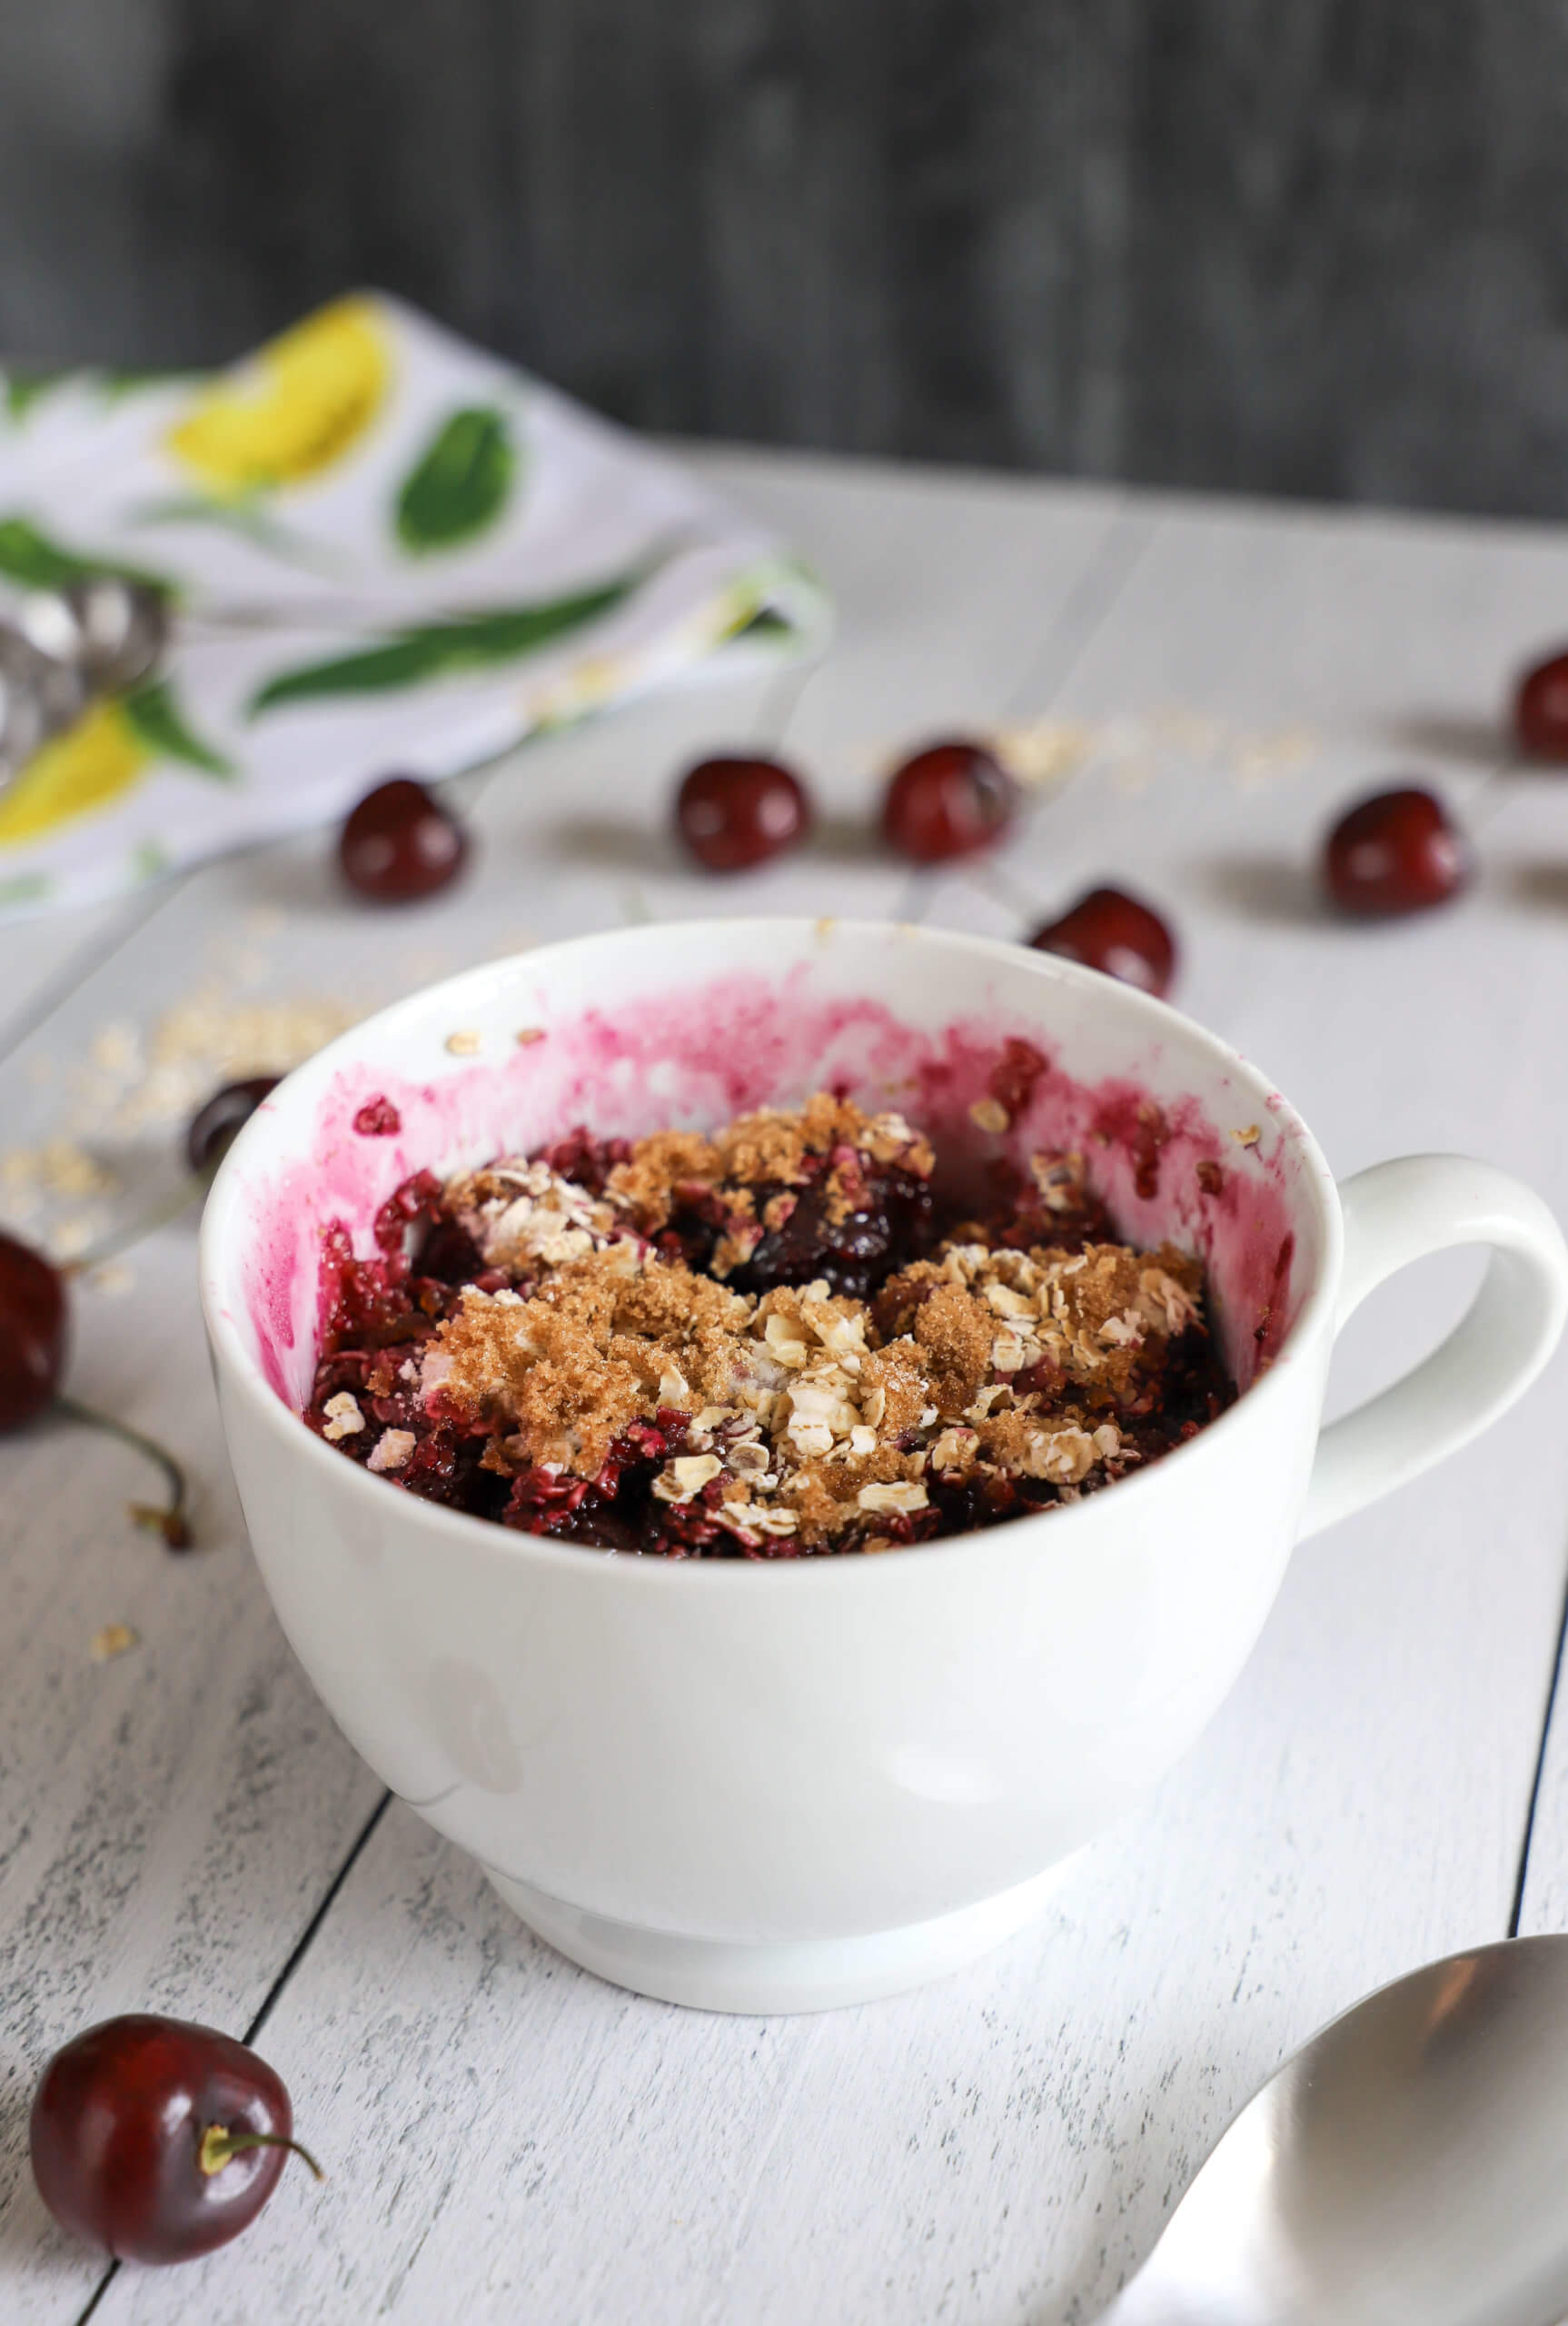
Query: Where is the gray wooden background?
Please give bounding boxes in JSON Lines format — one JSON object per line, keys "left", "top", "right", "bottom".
{"left": 5, "top": 0, "right": 1568, "bottom": 518}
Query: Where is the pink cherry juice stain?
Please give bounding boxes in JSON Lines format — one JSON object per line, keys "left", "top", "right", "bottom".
{"left": 237, "top": 969, "right": 1309, "bottom": 1407}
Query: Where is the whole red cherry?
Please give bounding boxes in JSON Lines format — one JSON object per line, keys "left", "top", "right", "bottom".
{"left": 881, "top": 741, "right": 1016, "bottom": 863}
{"left": 1029, "top": 887, "right": 1177, "bottom": 998}
{"left": 339, "top": 776, "right": 468, "bottom": 902}
{"left": 30, "top": 2014, "right": 321, "bottom": 2265}
{"left": 1514, "top": 649, "right": 1568, "bottom": 761}
{"left": 0, "top": 1232, "right": 66, "bottom": 1430}
{"left": 675, "top": 756, "right": 811, "bottom": 872}
{"left": 1324, "top": 787, "right": 1469, "bottom": 916}
{"left": 186, "top": 1076, "right": 281, "bottom": 1177}
{"left": 0, "top": 1234, "right": 189, "bottom": 1540}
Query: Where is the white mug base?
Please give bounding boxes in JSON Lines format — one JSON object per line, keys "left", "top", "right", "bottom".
{"left": 482, "top": 1855, "right": 1084, "bottom": 2014}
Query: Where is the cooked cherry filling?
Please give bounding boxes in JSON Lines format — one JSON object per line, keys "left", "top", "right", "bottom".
{"left": 304, "top": 1091, "right": 1235, "bottom": 1556}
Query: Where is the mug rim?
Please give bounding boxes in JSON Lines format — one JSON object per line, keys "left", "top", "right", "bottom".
{"left": 199, "top": 918, "right": 1344, "bottom": 1586}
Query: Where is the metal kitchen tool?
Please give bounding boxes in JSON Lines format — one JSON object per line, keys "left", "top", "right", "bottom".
{"left": 0, "top": 624, "right": 85, "bottom": 784}
{"left": 1102, "top": 1933, "right": 1568, "bottom": 2326}
{"left": 15, "top": 575, "right": 168, "bottom": 696}
{"left": 0, "top": 574, "right": 169, "bottom": 791}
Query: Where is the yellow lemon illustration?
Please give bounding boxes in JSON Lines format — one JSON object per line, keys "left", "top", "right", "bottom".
{"left": 0, "top": 703, "right": 148, "bottom": 848}
{"left": 165, "top": 297, "right": 391, "bottom": 494}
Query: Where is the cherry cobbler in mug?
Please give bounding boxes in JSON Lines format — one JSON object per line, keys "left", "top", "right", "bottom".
{"left": 305, "top": 1093, "right": 1235, "bottom": 1556}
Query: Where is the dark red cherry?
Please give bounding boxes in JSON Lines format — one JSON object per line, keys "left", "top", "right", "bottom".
{"left": 675, "top": 756, "right": 811, "bottom": 872}
{"left": 1514, "top": 650, "right": 1568, "bottom": 761}
{"left": 0, "top": 1233, "right": 189, "bottom": 1539}
{"left": 881, "top": 741, "right": 1016, "bottom": 863}
{"left": 30, "top": 2013, "right": 321, "bottom": 2265}
{"left": 1029, "top": 887, "right": 1177, "bottom": 998}
{"left": 186, "top": 1076, "right": 281, "bottom": 1177}
{"left": 0, "top": 1232, "right": 66, "bottom": 1430}
{"left": 1324, "top": 787, "right": 1469, "bottom": 916}
{"left": 339, "top": 776, "right": 468, "bottom": 902}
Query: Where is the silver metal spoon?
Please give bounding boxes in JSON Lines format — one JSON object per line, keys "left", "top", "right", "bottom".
{"left": 15, "top": 574, "right": 168, "bottom": 694}
{"left": 0, "top": 575, "right": 171, "bottom": 798}
{"left": 1102, "top": 1933, "right": 1568, "bottom": 2326}
{"left": 0, "top": 625, "right": 84, "bottom": 783}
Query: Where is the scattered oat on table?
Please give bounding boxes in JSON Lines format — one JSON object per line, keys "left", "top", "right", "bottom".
{"left": 881, "top": 709, "right": 1322, "bottom": 802}
{"left": 1229, "top": 726, "right": 1315, "bottom": 785}
{"left": 89, "top": 1622, "right": 139, "bottom": 1663}
{"left": 84, "top": 1261, "right": 136, "bottom": 1297}
{"left": 0, "top": 1138, "right": 117, "bottom": 1251}
{"left": 990, "top": 719, "right": 1094, "bottom": 790}
{"left": 102, "top": 990, "right": 367, "bottom": 1135}
{"left": 1, "top": 1137, "right": 116, "bottom": 1206}
{"left": 50, "top": 1217, "right": 103, "bottom": 1261}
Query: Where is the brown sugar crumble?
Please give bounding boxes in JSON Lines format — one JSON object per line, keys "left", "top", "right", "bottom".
{"left": 305, "top": 1094, "right": 1235, "bottom": 1557}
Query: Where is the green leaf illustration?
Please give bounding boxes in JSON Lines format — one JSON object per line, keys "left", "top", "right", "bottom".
{"left": 395, "top": 406, "right": 516, "bottom": 552}
{"left": 100, "top": 368, "right": 194, "bottom": 404}
{"left": 726, "top": 603, "right": 793, "bottom": 643}
{"left": 248, "top": 570, "right": 642, "bottom": 716}
{"left": 4, "top": 373, "right": 62, "bottom": 423}
{"left": 121, "top": 678, "right": 233, "bottom": 778}
{"left": 0, "top": 515, "right": 174, "bottom": 601}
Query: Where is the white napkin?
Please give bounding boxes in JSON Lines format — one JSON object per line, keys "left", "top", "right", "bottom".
{"left": 0, "top": 293, "right": 829, "bottom": 913}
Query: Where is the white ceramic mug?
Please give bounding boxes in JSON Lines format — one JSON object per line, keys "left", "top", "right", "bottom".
{"left": 200, "top": 921, "right": 1568, "bottom": 2013}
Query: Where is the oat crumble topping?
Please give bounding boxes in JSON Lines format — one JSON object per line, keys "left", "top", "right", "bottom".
{"left": 305, "top": 1092, "right": 1233, "bottom": 1556}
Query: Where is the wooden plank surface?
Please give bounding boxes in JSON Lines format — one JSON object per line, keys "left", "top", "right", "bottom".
{"left": 2, "top": 450, "right": 1567, "bottom": 2324}
{"left": 0, "top": 891, "right": 160, "bottom": 1060}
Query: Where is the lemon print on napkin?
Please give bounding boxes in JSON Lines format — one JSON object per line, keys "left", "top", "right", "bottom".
{"left": 0, "top": 683, "right": 231, "bottom": 848}
{"left": 0, "top": 291, "right": 829, "bottom": 918}
{"left": 165, "top": 298, "right": 390, "bottom": 494}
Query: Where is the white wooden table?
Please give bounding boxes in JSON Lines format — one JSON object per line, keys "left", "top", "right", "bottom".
{"left": 5, "top": 446, "right": 1568, "bottom": 2325}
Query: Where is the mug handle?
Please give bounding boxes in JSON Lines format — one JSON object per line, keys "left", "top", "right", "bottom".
{"left": 1299, "top": 1157, "right": 1568, "bottom": 1540}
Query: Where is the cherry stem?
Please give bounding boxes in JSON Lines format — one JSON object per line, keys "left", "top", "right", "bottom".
{"left": 198, "top": 2124, "right": 326, "bottom": 2182}
{"left": 52, "top": 1394, "right": 193, "bottom": 1549}
{"left": 64, "top": 1177, "right": 204, "bottom": 1277}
